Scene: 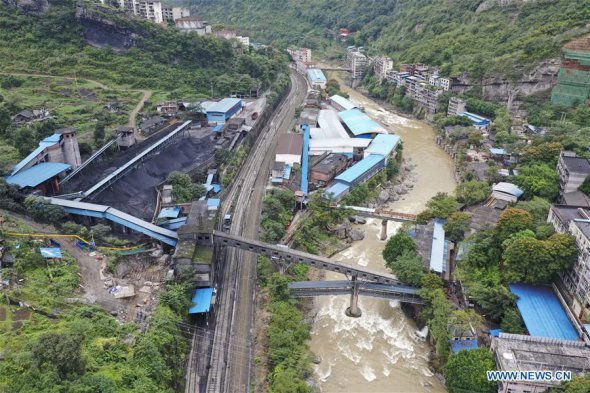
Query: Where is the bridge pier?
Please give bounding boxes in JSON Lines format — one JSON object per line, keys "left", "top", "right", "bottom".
{"left": 380, "top": 219, "right": 388, "bottom": 241}
{"left": 345, "top": 275, "right": 362, "bottom": 318}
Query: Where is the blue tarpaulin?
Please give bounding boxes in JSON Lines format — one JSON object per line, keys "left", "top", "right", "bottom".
{"left": 40, "top": 248, "right": 62, "bottom": 258}
{"left": 489, "top": 329, "right": 502, "bottom": 337}
{"left": 449, "top": 339, "right": 479, "bottom": 353}
{"left": 189, "top": 288, "right": 214, "bottom": 314}
{"left": 509, "top": 283, "right": 579, "bottom": 341}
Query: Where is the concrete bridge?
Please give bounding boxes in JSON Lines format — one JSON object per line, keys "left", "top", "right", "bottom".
{"left": 212, "top": 230, "right": 420, "bottom": 316}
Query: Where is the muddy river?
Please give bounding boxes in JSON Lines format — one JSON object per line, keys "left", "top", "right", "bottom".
{"left": 309, "top": 74, "right": 456, "bottom": 392}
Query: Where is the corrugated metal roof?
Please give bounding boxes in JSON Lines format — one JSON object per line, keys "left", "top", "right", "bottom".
{"left": 335, "top": 154, "right": 384, "bottom": 184}
{"left": 11, "top": 133, "right": 62, "bottom": 175}
{"left": 493, "top": 182, "right": 524, "bottom": 197}
{"left": 206, "top": 98, "right": 243, "bottom": 114}
{"left": 430, "top": 218, "right": 446, "bottom": 273}
{"left": 276, "top": 133, "right": 303, "bottom": 156}
{"left": 509, "top": 283, "right": 579, "bottom": 341}
{"left": 459, "top": 112, "right": 491, "bottom": 126}
{"left": 6, "top": 162, "right": 70, "bottom": 188}
{"left": 307, "top": 68, "right": 327, "bottom": 82}
{"left": 364, "top": 134, "right": 401, "bottom": 157}
{"left": 309, "top": 138, "right": 370, "bottom": 149}
{"left": 158, "top": 207, "right": 181, "bottom": 219}
{"left": 330, "top": 95, "right": 358, "bottom": 111}
{"left": 189, "top": 287, "right": 214, "bottom": 314}
{"left": 323, "top": 182, "right": 350, "bottom": 199}
{"left": 317, "top": 110, "right": 350, "bottom": 139}
{"left": 338, "top": 109, "right": 387, "bottom": 136}
{"left": 490, "top": 147, "right": 507, "bottom": 155}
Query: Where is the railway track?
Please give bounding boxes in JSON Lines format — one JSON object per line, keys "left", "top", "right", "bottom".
{"left": 184, "top": 70, "right": 308, "bottom": 393}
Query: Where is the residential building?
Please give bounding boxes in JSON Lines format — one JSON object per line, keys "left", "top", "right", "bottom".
{"left": 174, "top": 17, "right": 211, "bottom": 35}
{"left": 374, "top": 56, "right": 393, "bottom": 82}
{"left": 288, "top": 48, "right": 312, "bottom": 63}
{"left": 162, "top": 6, "right": 189, "bottom": 21}
{"left": 428, "top": 74, "right": 451, "bottom": 91}
{"left": 447, "top": 97, "right": 466, "bottom": 117}
{"left": 346, "top": 47, "right": 368, "bottom": 80}
{"left": 276, "top": 133, "right": 304, "bottom": 166}
{"left": 306, "top": 69, "right": 327, "bottom": 90}
{"left": 404, "top": 77, "right": 441, "bottom": 116}
{"left": 491, "top": 182, "right": 524, "bottom": 203}
{"left": 117, "top": 0, "right": 164, "bottom": 23}
{"left": 548, "top": 204, "right": 590, "bottom": 319}
{"left": 11, "top": 108, "right": 51, "bottom": 126}
{"left": 139, "top": 116, "right": 166, "bottom": 134}
{"left": 557, "top": 151, "right": 590, "bottom": 196}
{"left": 492, "top": 333, "right": 590, "bottom": 393}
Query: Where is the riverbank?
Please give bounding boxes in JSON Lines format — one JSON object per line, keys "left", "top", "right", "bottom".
{"left": 309, "top": 71, "right": 455, "bottom": 392}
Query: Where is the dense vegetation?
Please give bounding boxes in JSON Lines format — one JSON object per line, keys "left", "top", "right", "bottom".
{"left": 189, "top": 0, "right": 590, "bottom": 75}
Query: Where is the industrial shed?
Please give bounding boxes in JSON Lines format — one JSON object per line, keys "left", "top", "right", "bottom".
{"left": 206, "top": 98, "right": 244, "bottom": 124}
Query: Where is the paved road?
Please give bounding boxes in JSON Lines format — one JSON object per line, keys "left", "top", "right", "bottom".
{"left": 184, "top": 70, "right": 308, "bottom": 393}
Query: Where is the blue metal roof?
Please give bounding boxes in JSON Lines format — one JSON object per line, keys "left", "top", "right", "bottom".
{"left": 339, "top": 109, "right": 387, "bottom": 136}
{"left": 11, "top": 133, "right": 62, "bottom": 175}
{"left": 6, "top": 162, "right": 71, "bottom": 188}
{"left": 365, "top": 134, "right": 401, "bottom": 157}
{"left": 40, "top": 247, "right": 62, "bottom": 258}
{"left": 159, "top": 217, "right": 187, "bottom": 230}
{"left": 509, "top": 283, "right": 579, "bottom": 341}
{"left": 206, "top": 98, "right": 243, "bottom": 114}
{"left": 430, "top": 218, "right": 447, "bottom": 273}
{"left": 307, "top": 69, "right": 327, "bottom": 83}
{"left": 489, "top": 329, "right": 501, "bottom": 337}
{"left": 301, "top": 124, "right": 309, "bottom": 195}
{"left": 459, "top": 112, "right": 491, "bottom": 126}
{"left": 335, "top": 154, "right": 384, "bottom": 184}
{"left": 489, "top": 147, "right": 507, "bottom": 155}
{"left": 323, "top": 182, "right": 350, "bottom": 199}
{"left": 207, "top": 199, "right": 221, "bottom": 207}
{"left": 449, "top": 339, "right": 479, "bottom": 353}
{"left": 189, "top": 287, "right": 214, "bottom": 314}
{"left": 213, "top": 124, "right": 224, "bottom": 133}
{"left": 330, "top": 95, "right": 358, "bottom": 110}
{"left": 493, "top": 182, "right": 524, "bottom": 197}
{"left": 283, "top": 165, "right": 292, "bottom": 180}
{"left": 158, "top": 207, "right": 181, "bottom": 219}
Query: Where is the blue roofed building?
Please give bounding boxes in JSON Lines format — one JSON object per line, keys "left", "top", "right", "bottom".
{"left": 509, "top": 283, "right": 579, "bottom": 341}
{"left": 492, "top": 182, "right": 524, "bottom": 203}
{"left": 205, "top": 98, "right": 244, "bottom": 124}
{"left": 459, "top": 111, "right": 491, "bottom": 130}
{"left": 307, "top": 68, "right": 327, "bottom": 89}
{"left": 338, "top": 109, "right": 388, "bottom": 138}
{"left": 189, "top": 287, "right": 214, "bottom": 314}
{"left": 329, "top": 95, "right": 358, "bottom": 111}
{"left": 363, "top": 134, "right": 401, "bottom": 163}
{"left": 5, "top": 162, "right": 71, "bottom": 193}
{"left": 323, "top": 154, "right": 386, "bottom": 200}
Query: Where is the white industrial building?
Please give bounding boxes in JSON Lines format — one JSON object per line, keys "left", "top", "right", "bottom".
{"left": 276, "top": 133, "right": 304, "bottom": 166}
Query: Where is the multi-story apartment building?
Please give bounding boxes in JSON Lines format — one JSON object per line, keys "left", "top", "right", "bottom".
{"left": 374, "top": 56, "right": 393, "bottom": 82}
{"left": 288, "top": 48, "right": 312, "bottom": 63}
{"left": 175, "top": 17, "right": 211, "bottom": 35}
{"left": 162, "top": 6, "right": 189, "bottom": 21}
{"left": 346, "top": 47, "right": 368, "bottom": 80}
{"left": 557, "top": 151, "right": 590, "bottom": 196}
{"left": 548, "top": 204, "right": 590, "bottom": 319}
{"left": 447, "top": 97, "right": 466, "bottom": 117}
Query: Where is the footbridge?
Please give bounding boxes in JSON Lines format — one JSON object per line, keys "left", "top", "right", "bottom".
{"left": 212, "top": 230, "right": 420, "bottom": 316}
{"left": 75, "top": 121, "right": 191, "bottom": 200}
{"left": 45, "top": 197, "right": 178, "bottom": 246}
{"left": 343, "top": 205, "right": 417, "bottom": 222}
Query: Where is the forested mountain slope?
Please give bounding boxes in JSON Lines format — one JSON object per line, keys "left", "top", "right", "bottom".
{"left": 189, "top": 0, "right": 590, "bottom": 76}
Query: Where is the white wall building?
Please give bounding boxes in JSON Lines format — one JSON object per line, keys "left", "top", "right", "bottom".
{"left": 162, "top": 6, "right": 189, "bottom": 21}
{"left": 374, "top": 56, "right": 393, "bottom": 82}
{"left": 346, "top": 47, "right": 368, "bottom": 80}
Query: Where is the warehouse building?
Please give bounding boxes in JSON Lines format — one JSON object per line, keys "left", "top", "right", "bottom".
{"left": 308, "top": 138, "right": 370, "bottom": 157}
{"left": 329, "top": 95, "right": 359, "bottom": 111}
{"left": 307, "top": 69, "right": 327, "bottom": 89}
{"left": 205, "top": 98, "right": 244, "bottom": 124}
{"left": 323, "top": 154, "right": 386, "bottom": 200}
{"left": 317, "top": 110, "right": 350, "bottom": 139}
{"left": 339, "top": 109, "right": 388, "bottom": 138}
{"left": 276, "top": 133, "right": 303, "bottom": 166}
{"left": 310, "top": 154, "right": 348, "bottom": 187}
{"left": 363, "top": 133, "right": 401, "bottom": 164}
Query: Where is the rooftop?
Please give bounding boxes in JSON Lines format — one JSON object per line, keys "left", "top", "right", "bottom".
{"left": 306, "top": 68, "right": 327, "bottom": 83}
{"left": 563, "top": 191, "right": 590, "bottom": 207}
{"left": 450, "top": 339, "right": 479, "bottom": 353}
{"left": 311, "top": 154, "right": 348, "bottom": 174}
{"left": 494, "top": 333, "right": 590, "bottom": 375}
{"left": 317, "top": 110, "right": 350, "bottom": 139}
{"left": 330, "top": 95, "right": 358, "bottom": 111}
{"left": 561, "top": 154, "right": 590, "bottom": 175}
{"left": 430, "top": 219, "right": 447, "bottom": 273}
{"left": 323, "top": 181, "right": 350, "bottom": 199}
{"left": 459, "top": 111, "right": 491, "bottom": 126}
{"left": 335, "top": 154, "right": 384, "bottom": 184}
{"left": 509, "top": 283, "right": 579, "bottom": 341}
{"left": 206, "top": 98, "right": 243, "bottom": 114}
{"left": 6, "top": 162, "right": 71, "bottom": 188}
{"left": 189, "top": 287, "right": 214, "bottom": 314}
{"left": 178, "top": 200, "right": 215, "bottom": 235}
{"left": 338, "top": 109, "right": 388, "bottom": 136}
{"left": 309, "top": 138, "right": 371, "bottom": 149}
{"left": 276, "top": 133, "right": 303, "bottom": 156}
{"left": 11, "top": 133, "right": 62, "bottom": 176}
{"left": 493, "top": 182, "right": 524, "bottom": 198}
{"left": 364, "top": 134, "right": 401, "bottom": 157}
{"left": 551, "top": 205, "right": 590, "bottom": 227}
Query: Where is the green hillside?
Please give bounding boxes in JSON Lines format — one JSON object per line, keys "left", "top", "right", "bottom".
{"left": 188, "top": 0, "right": 590, "bottom": 76}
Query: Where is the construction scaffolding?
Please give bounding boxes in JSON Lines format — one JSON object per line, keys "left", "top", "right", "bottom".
{"left": 551, "top": 34, "right": 590, "bottom": 108}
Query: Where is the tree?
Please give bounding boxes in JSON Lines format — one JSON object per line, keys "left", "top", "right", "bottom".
{"left": 501, "top": 307, "right": 526, "bottom": 334}
{"left": 455, "top": 181, "right": 490, "bottom": 206}
{"left": 24, "top": 196, "right": 66, "bottom": 224}
{"left": 449, "top": 309, "right": 482, "bottom": 338}
{"left": 521, "top": 142, "right": 563, "bottom": 166}
{"left": 514, "top": 163, "right": 559, "bottom": 200}
{"left": 94, "top": 122, "right": 106, "bottom": 145}
{"left": 546, "top": 233, "right": 578, "bottom": 273}
{"left": 503, "top": 236, "right": 553, "bottom": 283}
{"left": 382, "top": 231, "right": 417, "bottom": 268}
{"left": 443, "top": 348, "right": 497, "bottom": 393}
{"left": 32, "top": 333, "right": 86, "bottom": 378}
{"left": 495, "top": 208, "right": 533, "bottom": 244}
{"left": 469, "top": 284, "right": 516, "bottom": 322}
{"left": 0, "top": 145, "right": 20, "bottom": 175}
{"left": 390, "top": 250, "right": 425, "bottom": 287}
{"left": 419, "top": 193, "right": 459, "bottom": 221}
{"left": 166, "top": 171, "right": 206, "bottom": 203}
{"left": 444, "top": 212, "right": 472, "bottom": 242}
{"left": 515, "top": 197, "right": 551, "bottom": 227}
{"left": 91, "top": 224, "right": 111, "bottom": 241}
{"left": 548, "top": 375, "right": 590, "bottom": 393}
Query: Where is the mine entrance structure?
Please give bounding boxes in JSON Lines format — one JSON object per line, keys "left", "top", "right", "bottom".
{"left": 212, "top": 230, "right": 421, "bottom": 317}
